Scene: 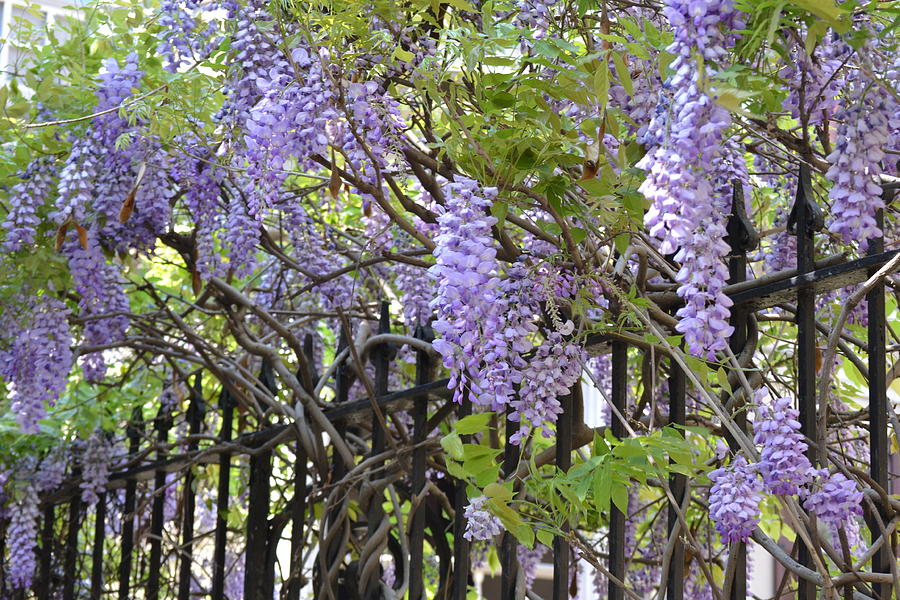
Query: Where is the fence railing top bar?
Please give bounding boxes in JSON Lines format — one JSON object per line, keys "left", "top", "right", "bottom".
{"left": 729, "top": 248, "right": 900, "bottom": 311}
{"left": 644, "top": 249, "right": 896, "bottom": 316}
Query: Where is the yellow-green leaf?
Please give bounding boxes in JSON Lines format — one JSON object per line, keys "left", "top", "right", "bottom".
{"left": 611, "top": 51, "right": 633, "bottom": 97}
{"left": 456, "top": 412, "right": 493, "bottom": 435}
{"left": 789, "top": 0, "right": 848, "bottom": 30}
{"left": 593, "top": 63, "right": 609, "bottom": 108}
{"left": 440, "top": 432, "right": 464, "bottom": 461}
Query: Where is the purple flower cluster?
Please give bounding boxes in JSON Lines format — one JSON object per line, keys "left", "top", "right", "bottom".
{"left": 763, "top": 205, "right": 797, "bottom": 274}
{"left": 462, "top": 495, "right": 503, "bottom": 541}
{"left": 243, "top": 46, "right": 334, "bottom": 213}
{"left": 517, "top": 544, "right": 545, "bottom": 588}
{"left": 95, "top": 53, "right": 143, "bottom": 118}
{"left": 53, "top": 135, "right": 101, "bottom": 226}
{"left": 80, "top": 433, "right": 112, "bottom": 506}
{"left": 753, "top": 395, "right": 812, "bottom": 495}
{"left": 638, "top": 0, "right": 743, "bottom": 359}
{"left": 825, "top": 95, "right": 892, "bottom": 246}
{"left": 341, "top": 80, "right": 404, "bottom": 190}
{"left": 2, "top": 158, "right": 54, "bottom": 252}
{"left": 429, "top": 177, "right": 503, "bottom": 405}
{"left": 222, "top": 191, "right": 261, "bottom": 278}
{"left": 53, "top": 52, "right": 160, "bottom": 256}
{"left": 220, "top": 0, "right": 280, "bottom": 119}
{"left": 396, "top": 261, "right": 434, "bottom": 328}
{"left": 283, "top": 202, "right": 356, "bottom": 311}
{"left": 7, "top": 481, "right": 40, "bottom": 588}
{"left": 780, "top": 38, "right": 845, "bottom": 126}
{"left": 0, "top": 295, "right": 73, "bottom": 433}
{"left": 803, "top": 471, "right": 863, "bottom": 530}
{"left": 515, "top": 0, "right": 559, "bottom": 40}
{"left": 509, "top": 325, "right": 585, "bottom": 444}
{"left": 36, "top": 449, "right": 68, "bottom": 493}
{"left": 708, "top": 456, "right": 762, "bottom": 544}
{"left": 478, "top": 262, "right": 543, "bottom": 410}
{"left": 157, "top": 0, "right": 220, "bottom": 72}
{"left": 65, "top": 237, "right": 130, "bottom": 381}
{"left": 171, "top": 141, "right": 223, "bottom": 279}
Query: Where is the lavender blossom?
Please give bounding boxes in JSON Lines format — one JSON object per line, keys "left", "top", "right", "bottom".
{"left": 80, "top": 433, "right": 112, "bottom": 506}
{"left": 708, "top": 456, "right": 762, "bottom": 544}
{"left": 0, "top": 295, "right": 73, "bottom": 433}
{"left": 753, "top": 395, "right": 813, "bottom": 495}
{"left": 8, "top": 481, "right": 40, "bottom": 588}
{"left": 462, "top": 495, "right": 503, "bottom": 541}
{"left": 826, "top": 95, "right": 892, "bottom": 246}
{"left": 803, "top": 471, "right": 863, "bottom": 530}
{"left": 637, "top": 0, "right": 744, "bottom": 358}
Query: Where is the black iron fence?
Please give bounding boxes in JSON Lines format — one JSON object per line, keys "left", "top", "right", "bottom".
{"left": 13, "top": 167, "right": 900, "bottom": 600}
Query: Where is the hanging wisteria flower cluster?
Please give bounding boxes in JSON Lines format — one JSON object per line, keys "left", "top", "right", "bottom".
{"left": 0, "top": 295, "right": 73, "bottom": 433}
{"left": 638, "top": 0, "right": 743, "bottom": 358}
{"left": 709, "top": 393, "right": 864, "bottom": 544}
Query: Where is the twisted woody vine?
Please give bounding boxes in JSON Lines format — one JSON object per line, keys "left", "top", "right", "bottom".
{"left": 0, "top": 0, "right": 898, "bottom": 597}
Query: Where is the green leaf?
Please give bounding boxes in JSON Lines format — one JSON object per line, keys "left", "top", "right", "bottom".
{"left": 593, "top": 63, "right": 609, "bottom": 108}
{"left": 455, "top": 412, "right": 493, "bottom": 435}
{"left": 613, "top": 439, "right": 645, "bottom": 459}
{"left": 611, "top": 51, "right": 633, "bottom": 97}
{"left": 446, "top": 460, "right": 468, "bottom": 479}
{"left": 392, "top": 47, "right": 415, "bottom": 64}
{"left": 441, "top": 432, "right": 465, "bottom": 460}
{"left": 484, "top": 482, "right": 513, "bottom": 501}
{"left": 489, "top": 91, "right": 517, "bottom": 109}
{"left": 491, "top": 201, "right": 508, "bottom": 227}
{"left": 462, "top": 443, "right": 499, "bottom": 459}
{"left": 714, "top": 88, "right": 757, "bottom": 113}
{"left": 716, "top": 367, "right": 732, "bottom": 395}
{"left": 6, "top": 102, "right": 29, "bottom": 118}
{"left": 592, "top": 468, "right": 610, "bottom": 508}
{"left": 614, "top": 232, "right": 630, "bottom": 255}
{"left": 536, "top": 528, "right": 554, "bottom": 548}
{"left": 789, "top": 0, "right": 848, "bottom": 30}
{"left": 611, "top": 483, "right": 629, "bottom": 515}
{"left": 474, "top": 464, "right": 501, "bottom": 487}
{"left": 570, "top": 227, "right": 587, "bottom": 244}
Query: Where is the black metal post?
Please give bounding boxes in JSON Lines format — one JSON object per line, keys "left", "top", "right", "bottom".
{"left": 211, "top": 388, "right": 234, "bottom": 600}
{"left": 178, "top": 374, "right": 205, "bottom": 600}
{"left": 317, "top": 329, "right": 351, "bottom": 596}
{"left": 867, "top": 192, "right": 892, "bottom": 600}
{"left": 789, "top": 164, "right": 823, "bottom": 600}
{"left": 451, "top": 392, "right": 472, "bottom": 600}
{"left": 38, "top": 504, "right": 54, "bottom": 600}
{"left": 62, "top": 495, "right": 81, "bottom": 600}
{"left": 552, "top": 392, "right": 573, "bottom": 600}
{"left": 409, "top": 325, "right": 434, "bottom": 600}
{"left": 287, "top": 334, "right": 317, "bottom": 600}
{"left": 90, "top": 493, "right": 107, "bottom": 600}
{"left": 667, "top": 363, "right": 686, "bottom": 600}
{"left": 724, "top": 181, "right": 758, "bottom": 599}
{"left": 500, "top": 405, "right": 521, "bottom": 600}
{"left": 608, "top": 340, "right": 628, "bottom": 600}
{"left": 147, "top": 404, "right": 172, "bottom": 600}
{"left": 244, "top": 362, "right": 276, "bottom": 600}
{"left": 364, "top": 302, "right": 392, "bottom": 600}
{"left": 118, "top": 408, "right": 142, "bottom": 600}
